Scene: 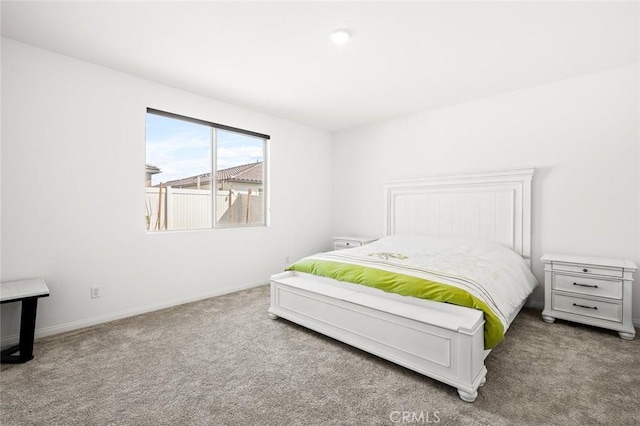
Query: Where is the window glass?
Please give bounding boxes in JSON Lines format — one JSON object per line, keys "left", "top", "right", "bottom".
{"left": 216, "top": 130, "right": 265, "bottom": 226}
{"left": 145, "top": 110, "right": 267, "bottom": 231}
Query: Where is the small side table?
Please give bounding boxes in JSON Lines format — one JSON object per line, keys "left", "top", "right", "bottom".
{"left": 541, "top": 254, "right": 636, "bottom": 340}
{"left": 1, "top": 278, "right": 50, "bottom": 363}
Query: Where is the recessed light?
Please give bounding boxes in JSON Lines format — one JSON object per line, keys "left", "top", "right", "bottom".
{"left": 330, "top": 29, "right": 351, "bottom": 44}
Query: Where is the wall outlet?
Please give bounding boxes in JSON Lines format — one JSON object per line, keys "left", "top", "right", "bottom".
{"left": 285, "top": 256, "right": 290, "bottom": 265}
{"left": 91, "top": 286, "right": 101, "bottom": 299}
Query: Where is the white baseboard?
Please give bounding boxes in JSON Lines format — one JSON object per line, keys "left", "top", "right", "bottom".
{"left": 1, "top": 280, "right": 266, "bottom": 347}
{"left": 527, "top": 299, "right": 545, "bottom": 310}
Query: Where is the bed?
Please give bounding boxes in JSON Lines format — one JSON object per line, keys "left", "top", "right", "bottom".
{"left": 268, "top": 168, "right": 536, "bottom": 402}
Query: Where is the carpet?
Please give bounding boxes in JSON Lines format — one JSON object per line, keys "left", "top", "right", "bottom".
{"left": 1, "top": 285, "right": 638, "bottom": 425}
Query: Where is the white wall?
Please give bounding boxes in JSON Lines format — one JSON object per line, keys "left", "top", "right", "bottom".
{"left": 3, "top": 36, "right": 639, "bottom": 342}
{"left": 332, "top": 64, "right": 640, "bottom": 322}
{"left": 0, "top": 38, "right": 333, "bottom": 341}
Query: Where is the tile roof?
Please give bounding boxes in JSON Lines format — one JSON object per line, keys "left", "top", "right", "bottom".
{"left": 160, "top": 162, "right": 262, "bottom": 188}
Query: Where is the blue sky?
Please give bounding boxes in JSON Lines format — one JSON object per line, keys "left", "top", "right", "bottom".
{"left": 146, "top": 113, "right": 264, "bottom": 185}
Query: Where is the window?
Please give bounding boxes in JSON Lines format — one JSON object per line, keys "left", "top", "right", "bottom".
{"left": 145, "top": 108, "right": 269, "bottom": 231}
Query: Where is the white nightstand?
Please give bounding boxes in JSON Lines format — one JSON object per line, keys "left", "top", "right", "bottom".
{"left": 332, "top": 236, "right": 378, "bottom": 250}
{"left": 541, "top": 254, "right": 637, "bottom": 340}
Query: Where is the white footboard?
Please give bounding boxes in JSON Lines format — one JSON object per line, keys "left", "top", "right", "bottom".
{"left": 268, "top": 271, "right": 487, "bottom": 402}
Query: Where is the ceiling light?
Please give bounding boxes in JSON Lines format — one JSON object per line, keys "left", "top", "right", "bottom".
{"left": 330, "top": 29, "right": 351, "bottom": 44}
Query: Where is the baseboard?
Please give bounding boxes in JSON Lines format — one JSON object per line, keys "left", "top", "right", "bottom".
{"left": 1, "top": 280, "right": 266, "bottom": 347}
{"left": 526, "top": 299, "right": 544, "bottom": 310}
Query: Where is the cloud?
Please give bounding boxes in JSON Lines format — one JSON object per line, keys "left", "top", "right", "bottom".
{"left": 147, "top": 133, "right": 212, "bottom": 184}
{"left": 217, "top": 145, "right": 263, "bottom": 170}
{"left": 146, "top": 119, "right": 264, "bottom": 185}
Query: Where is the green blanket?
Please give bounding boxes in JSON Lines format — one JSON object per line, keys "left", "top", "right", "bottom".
{"left": 288, "top": 259, "right": 505, "bottom": 349}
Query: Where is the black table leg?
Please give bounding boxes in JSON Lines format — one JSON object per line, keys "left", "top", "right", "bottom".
{"left": 1, "top": 298, "right": 38, "bottom": 363}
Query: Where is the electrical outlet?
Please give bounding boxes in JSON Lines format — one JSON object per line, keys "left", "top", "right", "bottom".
{"left": 285, "top": 256, "right": 290, "bottom": 264}
{"left": 91, "top": 286, "right": 101, "bottom": 299}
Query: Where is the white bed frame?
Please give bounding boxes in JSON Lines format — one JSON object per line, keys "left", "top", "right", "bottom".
{"left": 269, "top": 168, "right": 535, "bottom": 402}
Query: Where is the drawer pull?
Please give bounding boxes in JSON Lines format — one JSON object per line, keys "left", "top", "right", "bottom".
{"left": 582, "top": 268, "right": 588, "bottom": 273}
{"left": 573, "top": 303, "right": 598, "bottom": 310}
{"left": 573, "top": 282, "right": 598, "bottom": 289}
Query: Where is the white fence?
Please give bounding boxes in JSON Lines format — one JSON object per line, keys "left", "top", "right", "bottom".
{"left": 145, "top": 187, "right": 263, "bottom": 230}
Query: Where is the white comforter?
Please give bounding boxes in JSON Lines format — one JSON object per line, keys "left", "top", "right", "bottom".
{"left": 307, "top": 234, "right": 538, "bottom": 331}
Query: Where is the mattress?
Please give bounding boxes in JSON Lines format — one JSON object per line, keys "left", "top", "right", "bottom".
{"left": 288, "top": 234, "right": 539, "bottom": 348}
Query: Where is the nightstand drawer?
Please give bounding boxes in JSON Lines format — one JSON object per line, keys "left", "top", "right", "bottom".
{"left": 552, "top": 293, "right": 622, "bottom": 323}
{"left": 334, "top": 241, "right": 361, "bottom": 249}
{"left": 552, "top": 263, "right": 622, "bottom": 278}
{"left": 332, "top": 236, "right": 378, "bottom": 251}
{"left": 553, "top": 274, "right": 622, "bottom": 299}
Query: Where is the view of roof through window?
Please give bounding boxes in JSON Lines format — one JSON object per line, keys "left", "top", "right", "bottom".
{"left": 145, "top": 112, "right": 266, "bottom": 230}
{"left": 146, "top": 114, "right": 263, "bottom": 187}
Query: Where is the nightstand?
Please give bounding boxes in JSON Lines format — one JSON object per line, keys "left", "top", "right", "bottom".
{"left": 332, "top": 236, "right": 378, "bottom": 250}
{"left": 541, "top": 254, "right": 637, "bottom": 340}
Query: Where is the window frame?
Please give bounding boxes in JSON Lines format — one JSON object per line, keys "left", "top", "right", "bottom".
{"left": 146, "top": 108, "right": 270, "bottom": 231}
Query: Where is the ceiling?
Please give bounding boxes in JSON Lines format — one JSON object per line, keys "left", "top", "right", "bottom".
{"left": 2, "top": 1, "right": 638, "bottom": 132}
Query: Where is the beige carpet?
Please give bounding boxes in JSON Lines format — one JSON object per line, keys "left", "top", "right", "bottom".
{"left": 1, "top": 285, "right": 638, "bottom": 425}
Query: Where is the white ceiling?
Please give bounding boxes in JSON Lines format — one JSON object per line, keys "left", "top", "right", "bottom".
{"left": 2, "top": 1, "right": 638, "bottom": 132}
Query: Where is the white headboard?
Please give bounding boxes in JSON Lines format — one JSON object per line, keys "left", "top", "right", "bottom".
{"left": 384, "top": 168, "right": 534, "bottom": 262}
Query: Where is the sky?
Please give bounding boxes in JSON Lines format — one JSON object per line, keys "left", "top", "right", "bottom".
{"left": 145, "top": 113, "right": 264, "bottom": 185}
